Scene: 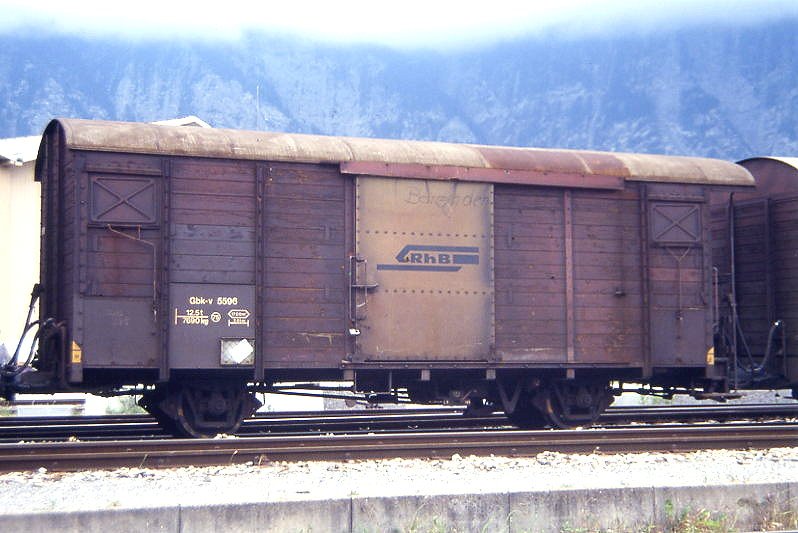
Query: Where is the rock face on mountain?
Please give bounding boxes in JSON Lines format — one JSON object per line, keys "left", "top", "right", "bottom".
{"left": 1, "top": 21, "right": 796, "bottom": 159}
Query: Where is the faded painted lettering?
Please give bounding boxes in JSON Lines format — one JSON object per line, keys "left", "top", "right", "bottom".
{"left": 174, "top": 308, "right": 210, "bottom": 326}
{"left": 405, "top": 187, "right": 490, "bottom": 216}
{"left": 174, "top": 295, "right": 250, "bottom": 328}
{"left": 228, "top": 309, "right": 251, "bottom": 327}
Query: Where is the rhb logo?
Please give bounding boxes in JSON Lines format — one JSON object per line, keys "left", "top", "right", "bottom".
{"left": 377, "top": 244, "right": 479, "bottom": 272}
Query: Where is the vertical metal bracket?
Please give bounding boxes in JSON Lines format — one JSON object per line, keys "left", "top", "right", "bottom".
{"left": 255, "top": 165, "right": 268, "bottom": 383}
{"left": 158, "top": 158, "right": 171, "bottom": 382}
{"left": 563, "top": 190, "right": 575, "bottom": 365}
{"left": 348, "top": 255, "right": 378, "bottom": 329}
{"left": 639, "top": 184, "right": 652, "bottom": 379}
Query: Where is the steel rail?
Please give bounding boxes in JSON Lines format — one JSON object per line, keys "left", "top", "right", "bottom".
{"left": 1, "top": 403, "right": 794, "bottom": 427}
{"left": 0, "top": 409, "right": 488, "bottom": 441}
{"left": 1, "top": 404, "right": 796, "bottom": 442}
{"left": 0, "top": 407, "right": 465, "bottom": 427}
{"left": 601, "top": 403, "right": 798, "bottom": 421}
{"left": 0, "top": 423, "right": 795, "bottom": 472}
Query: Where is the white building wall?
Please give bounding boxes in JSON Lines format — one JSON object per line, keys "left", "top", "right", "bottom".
{"left": 0, "top": 160, "right": 40, "bottom": 355}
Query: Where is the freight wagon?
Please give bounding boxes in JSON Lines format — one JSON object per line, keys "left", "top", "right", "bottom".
{"left": 712, "top": 157, "right": 798, "bottom": 393}
{"left": 3, "top": 119, "right": 787, "bottom": 437}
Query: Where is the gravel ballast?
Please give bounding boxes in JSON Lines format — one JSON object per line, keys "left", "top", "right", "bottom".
{"left": 1, "top": 447, "right": 797, "bottom": 513}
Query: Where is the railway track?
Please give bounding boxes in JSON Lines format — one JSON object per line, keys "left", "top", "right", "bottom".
{"left": 1, "top": 403, "right": 796, "bottom": 442}
{"left": 1, "top": 422, "right": 795, "bottom": 472}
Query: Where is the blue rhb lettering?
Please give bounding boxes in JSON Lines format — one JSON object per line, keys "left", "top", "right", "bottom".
{"left": 377, "top": 244, "right": 479, "bottom": 272}
{"left": 406, "top": 253, "right": 451, "bottom": 264}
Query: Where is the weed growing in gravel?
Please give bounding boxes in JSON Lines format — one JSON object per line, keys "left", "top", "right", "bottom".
{"left": 663, "top": 499, "right": 735, "bottom": 533}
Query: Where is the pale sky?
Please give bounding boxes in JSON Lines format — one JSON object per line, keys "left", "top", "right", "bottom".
{"left": 2, "top": 0, "right": 797, "bottom": 48}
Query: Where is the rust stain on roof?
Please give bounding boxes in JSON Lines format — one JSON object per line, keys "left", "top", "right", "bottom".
{"left": 41, "top": 118, "right": 754, "bottom": 187}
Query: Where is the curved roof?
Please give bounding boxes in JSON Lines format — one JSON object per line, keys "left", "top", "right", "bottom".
{"left": 39, "top": 118, "right": 754, "bottom": 187}
{"left": 738, "top": 156, "right": 798, "bottom": 171}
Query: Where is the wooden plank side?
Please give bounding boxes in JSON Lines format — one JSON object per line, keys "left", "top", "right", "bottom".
{"left": 571, "top": 190, "right": 641, "bottom": 205}
{"left": 494, "top": 185, "right": 567, "bottom": 363}
{"left": 88, "top": 267, "right": 153, "bottom": 284}
{"left": 85, "top": 228, "right": 159, "bottom": 297}
{"left": 771, "top": 197, "right": 798, "bottom": 357}
{"left": 647, "top": 185, "right": 713, "bottom": 367}
{"left": 84, "top": 151, "right": 164, "bottom": 175}
{"left": 265, "top": 272, "right": 346, "bottom": 289}
{"left": 84, "top": 284, "right": 153, "bottom": 298}
{"left": 494, "top": 236, "right": 564, "bottom": 253}
{"left": 266, "top": 258, "right": 347, "bottom": 275}
{"left": 497, "top": 304, "right": 568, "bottom": 321}
{"left": 170, "top": 178, "right": 252, "bottom": 198}
{"left": 264, "top": 317, "right": 346, "bottom": 333}
{"left": 496, "top": 319, "right": 567, "bottom": 336}
{"left": 263, "top": 302, "right": 345, "bottom": 318}
{"left": 493, "top": 186, "right": 563, "bottom": 207}
{"left": 266, "top": 211, "right": 347, "bottom": 231}
{"left": 171, "top": 158, "right": 255, "bottom": 182}
{"left": 168, "top": 160, "right": 258, "bottom": 286}
{"left": 171, "top": 270, "right": 255, "bottom": 284}
{"left": 87, "top": 252, "right": 153, "bottom": 269}
{"left": 576, "top": 334, "right": 640, "bottom": 361}
{"left": 494, "top": 210, "right": 565, "bottom": 226}
{"left": 494, "top": 249, "right": 566, "bottom": 267}
{"left": 262, "top": 181, "right": 346, "bottom": 202}
{"left": 171, "top": 239, "right": 254, "bottom": 257}
{"left": 171, "top": 254, "right": 255, "bottom": 272}
{"left": 568, "top": 209, "right": 640, "bottom": 227}
{"left": 172, "top": 224, "right": 255, "bottom": 242}
{"left": 572, "top": 189, "right": 643, "bottom": 363}
{"left": 266, "top": 197, "right": 345, "bottom": 217}
{"left": 262, "top": 162, "right": 349, "bottom": 365}
{"left": 171, "top": 177, "right": 255, "bottom": 196}
{"left": 172, "top": 193, "right": 256, "bottom": 213}
{"left": 265, "top": 287, "right": 347, "bottom": 304}
{"left": 265, "top": 227, "right": 346, "bottom": 245}
{"left": 265, "top": 242, "right": 346, "bottom": 260}
{"left": 171, "top": 209, "right": 254, "bottom": 227}
{"left": 495, "top": 339, "right": 567, "bottom": 361}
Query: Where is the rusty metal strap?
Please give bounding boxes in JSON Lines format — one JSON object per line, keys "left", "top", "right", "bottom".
{"left": 340, "top": 161, "right": 625, "bottom": 190}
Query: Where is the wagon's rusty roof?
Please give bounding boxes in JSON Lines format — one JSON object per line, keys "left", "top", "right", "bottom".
{"left": 41, "top": 118, "right": 754, "bottom": 188}
{"left": 738, "top": 156, "right": 798, "bottom": 171}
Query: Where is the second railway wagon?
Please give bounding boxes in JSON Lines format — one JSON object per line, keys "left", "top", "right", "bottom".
{"left": 712, "top": 157, "right": 798, "bottom": 392}
{"left": 8, "top": 119, "right": 754, "bottom": 436}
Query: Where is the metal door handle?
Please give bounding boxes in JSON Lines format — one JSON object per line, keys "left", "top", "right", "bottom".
{"left": 349, "top": 256, "right": 378, "bottom": 324}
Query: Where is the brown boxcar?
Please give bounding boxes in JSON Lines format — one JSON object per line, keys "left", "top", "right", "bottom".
{"left": 711, "top": 157, "right": 798, "bottom": 391}
{"left": 3, "top": 119, "right": 756, "bottom": 436}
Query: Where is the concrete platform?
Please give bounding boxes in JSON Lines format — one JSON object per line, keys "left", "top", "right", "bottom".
{"left": 4, "top": 481, "right": 796, "bottom": 532}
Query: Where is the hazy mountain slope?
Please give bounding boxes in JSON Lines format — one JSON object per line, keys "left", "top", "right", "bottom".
{"left": 0, "top": 22, "right": 796, "bottom": 160}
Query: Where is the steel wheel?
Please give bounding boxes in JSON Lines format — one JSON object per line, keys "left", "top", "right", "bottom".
{"left": 504, "top": 392, "right": 549, "bottom": 429}
{"left": 539, "top": 381, "right": 614, "bottom": 429}
{"left": 142, "top": 382, "right": 260, "bottom": 438}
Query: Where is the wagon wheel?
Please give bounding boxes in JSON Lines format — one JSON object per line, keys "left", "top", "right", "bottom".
{"left": 141, "top": 382, "right": 261, "bottom": 438}
{"left": 146, "top": 404, "right": 180, "bottom": 437}
{"left": 539, "top": 381, "right": 614, "bottom": 429}
{"left": 504, "top": 392, "right": 549, "bottom": 429}
{"left": 138, "top": 390, "right": 179, "bottom": 436}
{"left": 174, "top": 383, "right": 260, "bottom": 438}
